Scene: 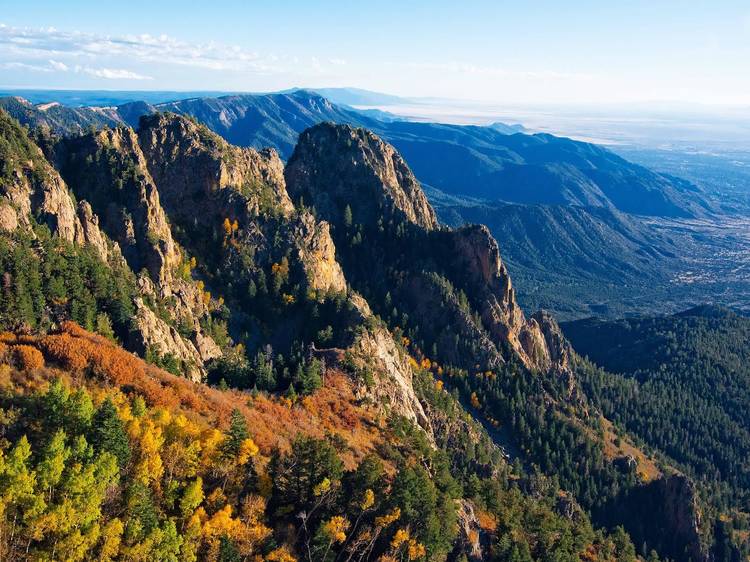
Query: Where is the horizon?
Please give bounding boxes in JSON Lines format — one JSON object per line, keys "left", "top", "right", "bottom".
{"left": 2, "top": 86, "right": 748, "bottom": 116}
{"left": 2, "top": 0, "right": 749, "bottom": 107}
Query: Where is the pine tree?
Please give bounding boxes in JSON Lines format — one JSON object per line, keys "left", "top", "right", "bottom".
{"left": 224, "top": 409, "right": 249, "bottom": 457}
{"left": 218, "top": 536, "right": 242, "bottom": 562}
{"left": 254, "top": 351, "right": 276, "bottom": 391}
{"left": 90, "top": 397, "right": 131, "bottom": 468}
{"left": 131, "top": 395, "right": 146, "bottom": 418}
{"left": 286, "top": 383, "right": 298, "bottom": 402}
{"left": 301, "top": 358, "right": 323, "bottom": 395}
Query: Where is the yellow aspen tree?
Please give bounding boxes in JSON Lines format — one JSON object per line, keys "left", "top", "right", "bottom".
{"left": 135, "top": 420, "right": 164, "bottom": 485}
{"left": 99, "top": 518, "right": 124, "bottom": 562}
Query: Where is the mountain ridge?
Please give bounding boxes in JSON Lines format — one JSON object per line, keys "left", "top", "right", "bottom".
{"left": 0, "top": 90, "right": 713, "bottom": 218}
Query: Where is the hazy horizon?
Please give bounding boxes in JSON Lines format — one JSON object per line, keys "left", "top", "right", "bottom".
{"left": 2, "top": 0, "right": 749, "bottom": 106}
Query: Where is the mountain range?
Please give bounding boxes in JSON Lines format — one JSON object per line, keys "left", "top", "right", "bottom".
{"left": 0, "top": 91, "right": 714, "bottom": 218}
{"left": 1, "top": 87, "right": 749, "bottom": 560}
{"left": 2, "top": 90, "right": 733, "bottom": 318}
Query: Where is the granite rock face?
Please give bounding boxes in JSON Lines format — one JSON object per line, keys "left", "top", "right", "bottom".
{"left": 286, "top": 122, "right": 569, "bottom": 374}
{"left": 285, "top": 122, "right": 438, "bottom": 231}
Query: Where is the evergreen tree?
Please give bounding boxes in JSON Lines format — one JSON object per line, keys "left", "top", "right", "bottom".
{"left": 300, "top": 358, "right": 323, "bottom": 395}
{"left": 254, "top": 351, "right": 276, "bottom": 390}
{"left": 90, "top": 397, "right": 131, "bottom": 468}
{"left": 218, "top": 536, "right": 242, "bottom": 562}
{"left": 224, "top": 409, "right": 249, "bottom": 457}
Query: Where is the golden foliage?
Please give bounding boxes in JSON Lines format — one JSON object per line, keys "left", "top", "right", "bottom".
{"left": 390, "top": 528, "right": 409, "bottom": 548}
{"left": 237, "top": 438, "right": 259, "bottom": 465}
{"left": 407, "top": 538, "right": 426, "bottom": 560}
{"left": 360, "top": 488, "right": 375, "bottom": 510}
{"left": 313, "top": 478, "right": 332, "bottom": 496}
{"left": 266, "top": 546, "right": 297, "bottom": 562}
{"left": 322, "top": 515, "right": 350, "bottom": 543}
{"left": 375, "top": 508, "right": 400, "bottom": 528}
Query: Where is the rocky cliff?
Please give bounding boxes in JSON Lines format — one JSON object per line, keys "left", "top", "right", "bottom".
{"left": 285, "top": 122, "right": 568, "bottom": 373}
{"left": 286, "top": 123, "right": 437, "bottom": 230}
{"left": 52, "top": 124, "right": 222, "bottom": 379}
{"left": 597, "top": 473, "right": 708, "bottom": 562}
{"left": 0, "top": 111, "right": 111, "bottom": 258}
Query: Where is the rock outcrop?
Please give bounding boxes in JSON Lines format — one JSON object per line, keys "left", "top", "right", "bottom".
{"left": 136, "top": 113, "right": 293, "bottom": 224}
{"left": 453, "top": 500, "right": 485, "bottom": 561}
{"left": 285, "top": 122, "right": 569, "bottom": 374}
{"left": 292, "top": 211, "right": 347, "bottom": 294}
{"left": 0, "top": 111, "right": 108, "bottom": 250}
{"left": 285, "top": 122, "right": 438, "bottom": 230}
{"left": 76, "top": 201, "right": 112, "bottom": 262}
{"left": 51, "top": 124, "right": 222, "bottom": 379}
{"left": 598, "top": 473, "right": 707, "bottom": 562}
{"left": 446, "top": 224, "right": 562, "bottom": 370}
{"left": 348, "top": 324, "right": 432, "bottom": 432}
{"left": 56, "top": 126, "right": 182, "bottom": 287}
{"left": 137, "top": 113, "right": 348, "bottom": 297}
{"left": 130, "top": 299, "right": 206, "bottom": 380}
{"left": 0, "top": 202, "right": 18, "bottom": 232}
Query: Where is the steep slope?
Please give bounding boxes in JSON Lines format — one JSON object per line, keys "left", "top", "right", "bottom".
{"left": 285, "top": 122, "right": 564, "bottom": 372}
{"left": 0, "top": 321, "right": 652, "bottom": 562}
{"left": 285, "top": 122, "right": 730, "bottom": 561}
{"left": 0, "top": 108, "right": 110, "bottom": 254}
{"left": 563, "top": 306, "right": 750, "bottom": 558}
{"left": 43, "top": 112, "right": 437, "bottom": 431}
{"left": 51, "top": 124, "right": 226, "bottom": 377}
{"left": 565, "top": 307, "right": 750, "bottom": 500}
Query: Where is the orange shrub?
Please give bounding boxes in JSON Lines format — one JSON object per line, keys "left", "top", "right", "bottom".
{"left": 475, "top": 509, "right": 498, "bottom": 532}
{"left": 13, "top": 345, "right": 45, "bottom": 371}
{"left": 0, "top": 332, "right": 17, "bottom": 344}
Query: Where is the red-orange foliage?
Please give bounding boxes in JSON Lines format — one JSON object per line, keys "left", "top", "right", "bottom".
{"left": 3, "top": 322, "right": 384, "bottom": 468}
{"left": 0, "top": 332, "right": 17, "bottom": 343}
{"left": 475, "top": 509, "right": 498, "bottom": 532}
{"left": 13, "top": 345, "right": 44, "bottom": 371}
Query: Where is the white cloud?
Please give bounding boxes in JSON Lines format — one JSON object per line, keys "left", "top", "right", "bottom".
{"left": 48, "top": 59, "right": 68, "bottom": 71}
{"left": 0, "top": 23, "right": 327, "bottom": 75}
{"left": 79, "top": 66, "right": 152, "bottom": 80}
{"left": 0, "top": 61, "right": 53, "bottom": 72}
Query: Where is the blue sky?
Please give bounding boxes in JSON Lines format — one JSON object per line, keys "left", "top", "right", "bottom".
{"left": 1, "top": 0, "right": 749, "bottom": 105}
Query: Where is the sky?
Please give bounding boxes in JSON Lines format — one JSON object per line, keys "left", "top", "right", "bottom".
{"left": 1, "top": 0, "right": 749, "bottom": 106}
